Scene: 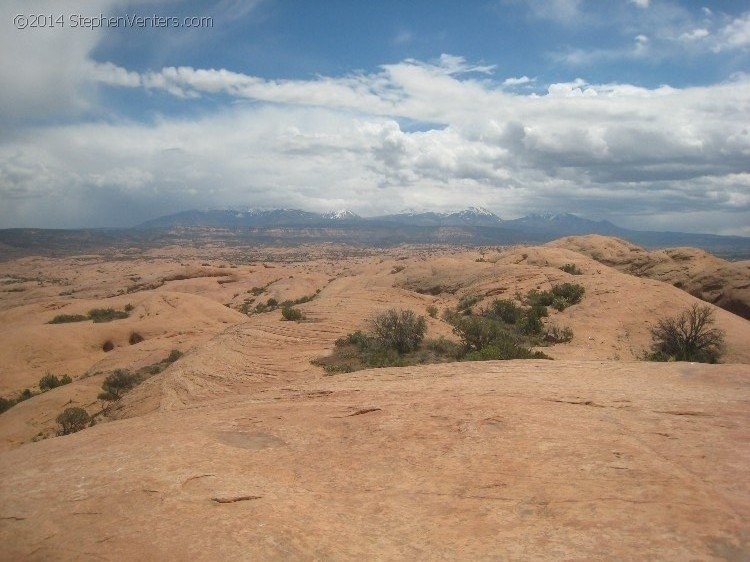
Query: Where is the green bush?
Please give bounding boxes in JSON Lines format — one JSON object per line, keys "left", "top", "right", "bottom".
{"left": 464, "top": 336, "right": 551, "bottom": 361}
{"left": 551, "top": 283, "right": 585, "bottom": 305}
{"left": 489, "top": 299, "right": 523, "bottom": 325}
{"left": 0, "top": 397, "right": 13, "bottom": 415}
{"left": 371, "top": 309, "right": 426, "bottom": 354}
{"left": 457, "top": 294, "right": 482, "bottom": 312}
{"left": 0, "top": 388, "right": 37, "bottom": 415}
{"left": 39, "top": 373, "right": 72, "bottom": 392}
{"left": 526, "top": 290, "right": 554, "bottom": 307}
{"left": 424, "top": 337, "right": 463, "bottom": 358}
{"left": 88, "top": 308, "right": 129, "bottom": 323}
{"left": 336, "top": 330, "right": 373, "bottom": 349}
{"left": 56, "top": 407, "right": 90, "bottom": 435}
{"left": 48, "top": 314, "right": 88, "bottom": 324}
{"left": 544, "top": 324, "right": 574, "bottom": 343}
{"left": 426, "top": 305, "right": 438, "bottom": 318}
{"left": 520, "top": 310, "right": 544, "bottom": 335}
{"left": 98, "top": 369, "right": 138, "bottom": 402}
{"left": 281, "top": 306, "right": 303, "bottom": 321}
{"left": 167, "top": 349, "right": 183, "bottom": 363}
{"left": 452, "top": 316, "right": 505, "bottom": 352}
{"left": 560, "top": 263, "right": 583, "bottom": 275}
{"left": 648, "top": 304, "right": 724, "bottom": 363}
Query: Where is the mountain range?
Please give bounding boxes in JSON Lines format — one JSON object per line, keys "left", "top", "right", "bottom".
{"left": 133, "top": 207, "right": 749, "bottom": 258}
{"left": 1, "top": 208, "right": 748, "bottom": 260}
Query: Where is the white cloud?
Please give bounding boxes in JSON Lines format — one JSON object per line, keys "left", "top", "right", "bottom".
{"left": 526, "top": 0, "right": 582, "bottom": 24}
{"left": 2, "top": 55, "right": 749, "bottom": 232}
{"left": 630, "top": 0, "right": 650, "bottom": 8}
{"left": 0, "top": 0, "right": 122, "bottom": 120}
{"left": 502, "top": 76, "right": 534, "bottom": 87}
{"left": 679, "top": 28, "right": 710, "bottom": 42}
{"left": 714, "top": 12, "right": 750, "bottom": 51}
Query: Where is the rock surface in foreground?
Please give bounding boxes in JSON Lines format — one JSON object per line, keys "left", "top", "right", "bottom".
{"left": 1, "top": 360, "right": 748, "bottom": 561}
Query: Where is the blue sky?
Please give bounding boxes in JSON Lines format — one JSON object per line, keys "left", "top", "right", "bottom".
{"left": 1, "top": 0, "right": 749, "bottom": 234}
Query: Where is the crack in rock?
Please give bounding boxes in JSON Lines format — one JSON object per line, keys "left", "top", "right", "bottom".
{"left": 211, "top": 495, "right": 262, "bottom": 504}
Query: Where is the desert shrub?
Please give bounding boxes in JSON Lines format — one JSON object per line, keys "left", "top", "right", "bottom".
{"left": 452, "top": 316, "right": 505, "bottom": 353}
{"left": 266, "top": 298, "right": 278, "bottom": 308}
{"left": 56, "top": 407, "right": 90, "bottom": 435}
{"left": 48, "top": 314, "right": 88, "bottom": 324}
{"left": 98, "top": 369, "right": 138, "bottom": 402}
{"left": 520, "top": 309, "right": 544, "bottom": 335}
{"left": 551, "top": 283, "right": 585, "bottom": 305}
{"left": 370, "top": 309, "right": 426, "bottom": 354}
{"left": 0, "top": 397, "right": 12, "bottom": 414}
{"left": 391, "top": 265, "right": 406, "bottom": 274}
{"left": 250, "top": 286, "right": 266, "bottom": 296}
{"left": 280, "top": 294, "right": 316, "bottom": 308}
{"left": 88, "top": 308, "right": 129, "bottom": 323}
{"left": 360, "top": 345, "right": 405, "bottom": 368}
{"left": 457, "top": 294, "right": 482, "bottom": 312}
{"left": 526, "top": 290, "right": 554, "bottom": 307}
{"left": 648, "top": 304, "right": 725, "bottom": 363}
{"left": 0, "top": 389, "right": 36, "bottom": 415}
{"left": 124, "top": 303, "right": 135, "bottom": 312}
{"left": 129, "top": 332, "right": 144, "bottom": 345}
{"left": 464, "top": 336, "right": 551, "bottom": 361}
{"left": 281, "top": 306, "right": 303, "bottom": 321}
{"left": 102, "top": 340, "right": 114, "bottom": 352}
{"left": 545, "top": 324, "right": 574, "bottom": 343}
{"left": 560, "top": 263, "right": 583, "bottom": 275}
{"left": 167, "top": 349, "right": 183, "bottom": 363}
{"left": 529, "top": 304, "right": 548, "bottom": 318}
{"left": 39, "top": 373, "right": 72, "bottom": 391}
{"left": 424, "top": 337, "right": 463, "bottom": 358}
{"left": 336, "top": 330, "right": 375, "bottom": 350}
{"left": 426, "top": 305, "right": 438, "bottom": 318}
{"left": 489, "top": 299, "right": 523, "bottom": 325}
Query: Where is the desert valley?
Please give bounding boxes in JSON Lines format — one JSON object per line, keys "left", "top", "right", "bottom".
{"left": 1, "top": 230, "right": 748, "bottom": 560}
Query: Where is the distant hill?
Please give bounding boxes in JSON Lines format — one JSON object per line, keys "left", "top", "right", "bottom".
{"left": 1, "top": 208, "right": 748, "bottom": 260}
{"left": 132, "top": 208, "right": 750, "bottom": 259}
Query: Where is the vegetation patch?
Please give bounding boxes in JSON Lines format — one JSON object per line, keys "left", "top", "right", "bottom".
{"left": 49, "top": 313, "right": 89, "bottom": 324}
{"left": 129, "top": 332, "right": 145, "bottom": 345}
{"left": 312, "top": 292, "right": 581, "bottom": 375}
{"left": 56, "top": 407, "right": 91, "bottom": 436}
{"left": 560, "top": 263, "right": 583, "bottom": 275}
{"left": 281, "top": 306, "right": 303, "bottom": 321}
{"left": 49, "top": 305, "right": 133, "bottom": 324}
{"left": 88, "top": 308, "right": 130, "bottom": 323}
{"left": 39, "top": 373, "right": 72, "bottom": 391}
{"left": 526, "top": 283, "right": 585, "bottom": 311}
{"left": 0, "top": 388, "right": 36, "bottom": 415}
{"left": 97, "top": 350, "right": 183, "bottom": 411}
{"left": 647, "top": 303, "right": 725, "bottom": 363}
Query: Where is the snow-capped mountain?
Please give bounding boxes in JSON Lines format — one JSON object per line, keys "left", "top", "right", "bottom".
{"left": 505, "top": 213, "right": 622, "bottom": 235}
{"left": 376, "top": 207, "right": 503, "bottom": 227}
{"left": 131, "top": 206, "right": 748, "bottom": 255}
{"left": 323, "top": 209, "right": 360, "bottom": 221}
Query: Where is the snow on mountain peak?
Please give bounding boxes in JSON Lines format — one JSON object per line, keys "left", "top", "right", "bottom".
{"left": 324, "top": 209, "right": 359, "bottom": 220}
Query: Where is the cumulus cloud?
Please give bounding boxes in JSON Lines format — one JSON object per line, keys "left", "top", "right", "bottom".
{"left": 0, "top": 0, "right": 120, "bottom": 121}
{"left": 1, "top": 53, "right": 749, "bottom": 232}
{"left": 714, "top": 12, "right": 750, "bottom": 51}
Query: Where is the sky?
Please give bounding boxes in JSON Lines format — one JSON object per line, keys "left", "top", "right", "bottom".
{"left": 0, "top": 0, "right": 748, "bottom": 234}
